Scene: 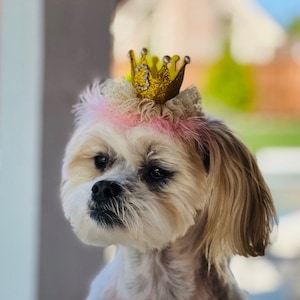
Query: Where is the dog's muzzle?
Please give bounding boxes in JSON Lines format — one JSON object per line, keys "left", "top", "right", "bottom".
{"left": 89, "top": 180, "right": 124, "bottom": 228}
{"left": 91, "top": 180, "right": 122, "bottom": 203}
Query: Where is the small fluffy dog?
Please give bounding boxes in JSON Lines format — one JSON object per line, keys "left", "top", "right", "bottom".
{"left": 61, "top": 49, "right": 276, "bottom": 300}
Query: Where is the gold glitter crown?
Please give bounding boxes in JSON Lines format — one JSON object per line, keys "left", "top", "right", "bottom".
{"left": 128, "top": 48, "right": 190, "bottom": 104}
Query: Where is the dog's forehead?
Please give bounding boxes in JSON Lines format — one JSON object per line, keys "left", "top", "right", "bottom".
{"left": 81, "top": 120, "right": 186, "bottom": 157}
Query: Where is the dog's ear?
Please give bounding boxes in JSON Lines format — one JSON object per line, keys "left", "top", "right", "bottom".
{"left": 198, "top": 119, "right": 277, "bottom": 261}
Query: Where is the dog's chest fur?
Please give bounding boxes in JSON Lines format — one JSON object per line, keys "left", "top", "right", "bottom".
{"left": 88, "top": 246, "right": 240, "bottom": 300}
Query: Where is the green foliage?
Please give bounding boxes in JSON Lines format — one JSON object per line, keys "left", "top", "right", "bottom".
{"left": 204, "top": 43, "right": 255, "bottom": 111}
{"left": 232, "top": 116, "right": 300, "bottom": 152}
{"left": 287, "top": 17, "right": 300, "bottom": 36}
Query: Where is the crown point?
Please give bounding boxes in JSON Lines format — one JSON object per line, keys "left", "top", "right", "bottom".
{"left": 141, "top": 48, "right": 148, "bottom": 55}
{"left": 184, "top": 56, "right": 191, "bottom": 64}
{"left": 152, "top": 56, "right": 159, "bottom": 63}
{"left": 128, "top": 50, "right": 136, "bottom": 64}
{"left": 163, "top": 55, "right": 171, "bottom": 64}
{"left": 128, "top": 49, "right": 134, "bottom": 57}
{"left": 172, "top": 55, "right": 180, "bottom": 62}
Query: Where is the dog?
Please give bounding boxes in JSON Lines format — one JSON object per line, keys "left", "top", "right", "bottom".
{"left": 61, "top": 49, "right": 277, "bottom": 300}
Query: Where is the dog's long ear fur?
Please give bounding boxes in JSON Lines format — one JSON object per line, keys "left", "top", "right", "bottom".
{"left": 198, "top": 118, "right": 277, "bottom": 264}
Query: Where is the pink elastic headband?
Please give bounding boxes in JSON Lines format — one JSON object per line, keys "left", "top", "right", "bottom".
{"left": 74, "top": 78, "right": 207, "bottom": 142}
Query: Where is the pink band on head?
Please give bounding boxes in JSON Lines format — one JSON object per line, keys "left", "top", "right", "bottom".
{"left": 148, "top": 116, "right": 206, "bottom": 142}
{"left": 74, "top": 95, "right": 139, "bottom": 128}
{"left": 75, "top": 97, "right": 205, "bottom": 143}
{"left": 74, "top": 78, "right": 206, "bottom": 142}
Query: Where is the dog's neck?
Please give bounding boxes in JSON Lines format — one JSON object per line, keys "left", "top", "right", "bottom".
{"left": 116, "top": 243, "right": 241, "bottom": 300}
{"left": 122, "top": 245, "right": 197, "bottom": 300}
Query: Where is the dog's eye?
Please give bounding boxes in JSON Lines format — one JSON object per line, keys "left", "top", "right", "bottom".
{"left": 94, "top": 154, "right": 109, "bottom": 171}
{"left": 149, "top": 167, "right": 169, "bottom": 180}
{"left": 144, "top": 165, "right": 174, "bottom": 184}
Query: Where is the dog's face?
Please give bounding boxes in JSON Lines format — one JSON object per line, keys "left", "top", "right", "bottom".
{"left": 61, "top": 79, "right": 276, "bottom": 264}
{"left": 61, "top": 121, "right": 207, "bottom": 250}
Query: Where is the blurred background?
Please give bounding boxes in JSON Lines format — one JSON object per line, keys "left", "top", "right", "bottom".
{"left": 1, "top": 0, "right": 299, "bottom": 299}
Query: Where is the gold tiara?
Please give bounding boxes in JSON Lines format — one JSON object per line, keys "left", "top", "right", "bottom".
{"left": 128, "top": 48, "right": 190, "bottom": 104}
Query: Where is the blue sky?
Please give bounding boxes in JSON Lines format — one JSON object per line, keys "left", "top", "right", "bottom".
{"left": 257, "top": 0, "right": 300, "bottom": 27}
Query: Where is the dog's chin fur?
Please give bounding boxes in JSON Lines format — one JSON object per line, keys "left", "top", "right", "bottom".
{"left": 61, "top": 100, "right": 276, "bottom": 299}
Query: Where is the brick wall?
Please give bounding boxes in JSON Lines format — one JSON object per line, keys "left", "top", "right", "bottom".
{"left": 254, "top": 49, "right": 300, "bottom": 115}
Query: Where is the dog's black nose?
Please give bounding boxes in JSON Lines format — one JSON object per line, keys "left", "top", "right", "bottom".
{"left": 91, "top": 180, "right": 122, "bottom": 202}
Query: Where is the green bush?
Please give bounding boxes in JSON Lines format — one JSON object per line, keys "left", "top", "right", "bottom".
{"left": 204, "top": 43, "right": 255, "bottom": 111}
{"left": 287, "top": 17, "right": 300, "bottom": 36}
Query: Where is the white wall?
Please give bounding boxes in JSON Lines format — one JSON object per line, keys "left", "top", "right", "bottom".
{"left": 0, "top": 0, "right": 43, "bottom": 299}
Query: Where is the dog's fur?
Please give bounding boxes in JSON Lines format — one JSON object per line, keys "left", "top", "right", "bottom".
{"left": 61, "top": 79, "right": 276, "bottom": 299}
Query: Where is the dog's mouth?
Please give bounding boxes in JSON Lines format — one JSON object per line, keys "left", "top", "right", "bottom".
{"left": 88, "top": 202, "right": 124, "bottom": 228}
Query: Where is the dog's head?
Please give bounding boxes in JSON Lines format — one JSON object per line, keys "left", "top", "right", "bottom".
{"left": 61, "top": 117, "right": 207, "bottom": 250}
{"left": 61, "top": 51, "right": 276, "bottom": 267}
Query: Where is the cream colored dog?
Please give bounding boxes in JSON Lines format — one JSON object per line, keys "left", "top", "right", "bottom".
{"left": 61, "top": 50, "right": 276, "bottom": 300}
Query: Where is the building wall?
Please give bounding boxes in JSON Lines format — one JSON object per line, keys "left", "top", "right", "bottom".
{"left": 254, "top": 50, "right": 300, "bottom": 115}
{"left": 39, "top": 1, "right": 116, "bottom": 299}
